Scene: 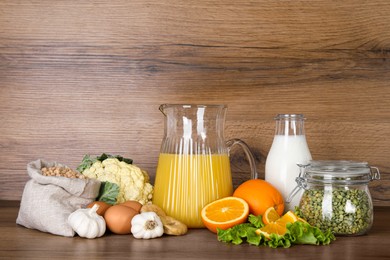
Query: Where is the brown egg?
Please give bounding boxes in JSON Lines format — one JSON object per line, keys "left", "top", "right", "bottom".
{"left": 87, "top": 201, "right": 112, "bottom": 216}
{"left": 120, "top": 200, "right": 142, "bottom": 213}
{"left": 104, "top": 205, "right": 138, "bottom": 234}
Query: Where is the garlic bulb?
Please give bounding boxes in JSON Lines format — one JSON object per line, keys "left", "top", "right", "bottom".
{"left": 131, "top": 212, "right": 164, "bottom": 239}
{"left": 68, "top": 204, "right": 106, "bottom": 239}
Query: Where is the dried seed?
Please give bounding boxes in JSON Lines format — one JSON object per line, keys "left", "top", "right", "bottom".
{"left": 299, "top": 188, "right": 371, "bottom": 235}
{"left": 40, "top": 166, "right": 87, "bottom": 179}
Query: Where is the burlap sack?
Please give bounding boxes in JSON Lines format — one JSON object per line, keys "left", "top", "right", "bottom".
{"left": 16, "top": 159, "right": 101, "bottom": 237}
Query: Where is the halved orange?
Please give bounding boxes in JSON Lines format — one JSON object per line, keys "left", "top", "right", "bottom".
{"left": 201, "top": 196, "right": 250, "bottom": 233}
{"left": 262, "top": 207, "right": 280, "bottom": 225}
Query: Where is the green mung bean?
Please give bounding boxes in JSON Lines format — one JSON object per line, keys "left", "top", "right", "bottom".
{"left": 299, "top": 188, "right": 372, "bottom": 236}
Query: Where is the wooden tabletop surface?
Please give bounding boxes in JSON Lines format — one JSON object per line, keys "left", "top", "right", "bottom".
{"left": 1, "top": 201, "right": 389, "bottom": 260}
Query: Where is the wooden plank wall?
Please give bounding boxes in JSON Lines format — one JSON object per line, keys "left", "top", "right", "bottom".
{"left": 1, "top": 1, "right": 389, "bottom": 206}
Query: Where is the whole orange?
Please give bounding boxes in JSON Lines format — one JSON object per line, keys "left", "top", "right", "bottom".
{"left": 233, "top": 179, "right": 284, "bottom": 216}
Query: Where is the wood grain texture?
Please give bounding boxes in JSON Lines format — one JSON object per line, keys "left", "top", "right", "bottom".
{"left": 0, "top": 1, "right": 389, "bottom": 205}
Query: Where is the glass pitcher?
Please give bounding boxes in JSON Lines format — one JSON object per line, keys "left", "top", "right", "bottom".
{"left": 153, "top": 104, "right": 258, "bottom": 228}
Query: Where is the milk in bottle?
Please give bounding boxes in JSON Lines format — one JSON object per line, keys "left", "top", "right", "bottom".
{"left": 265, "top": 114, "right": 312, "bottom": 212}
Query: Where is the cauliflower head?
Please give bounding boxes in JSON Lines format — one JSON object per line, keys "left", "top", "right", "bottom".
{"left": 82, "top": 158, "right": 153, "bottom": 205}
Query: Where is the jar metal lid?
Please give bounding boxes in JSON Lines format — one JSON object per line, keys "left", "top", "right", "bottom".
{"left": 286, "top": 160, "right": 380, "bottom": 204}
{"left": 301, "top": 160, "right": 380, "bottom": 184}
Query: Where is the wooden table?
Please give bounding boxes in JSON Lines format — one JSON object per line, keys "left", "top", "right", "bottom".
{"left": 1, "top": 201, "right": 389, "bottom": 260}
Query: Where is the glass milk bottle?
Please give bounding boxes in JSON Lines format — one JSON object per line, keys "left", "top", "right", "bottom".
{"left": 265, "top": 114, "right": 312, "bottom": 212}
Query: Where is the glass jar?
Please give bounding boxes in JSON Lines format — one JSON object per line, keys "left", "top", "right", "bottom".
{"left": 288, "top": 160, "right": 380, "bottom": 236}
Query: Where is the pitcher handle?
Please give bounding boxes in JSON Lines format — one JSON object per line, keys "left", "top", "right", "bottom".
{"left": 226, "top": 138, "right": 258, "bottom": 180}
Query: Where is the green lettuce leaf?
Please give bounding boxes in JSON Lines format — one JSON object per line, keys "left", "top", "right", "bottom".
{"left": 266, "top": 233, "right": 292, "bottom": 248}
{"left": 96, "top": 181, "right": 120, "bottom": 205}
{"left": 217, "top": 214, "right": 336, "bottom": 248}
{"left": 217, "top": 223, "right": 260, "bottom": 245}
{"left": 248, "top": 214, "right": 264, "bottom": 228}
{"left": 288, "top": 221, "right": 335, "bottom": 245}
{"left": 246, "top": 228, "right": 262, "bottom": 246}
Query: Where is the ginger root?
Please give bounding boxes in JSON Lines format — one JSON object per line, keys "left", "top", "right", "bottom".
{"left": 160, "top": 215, "right": 188, "bottom": 236}
{"left": 140, "top": 204, "right": 187, "bottom": 236}
{"left": 140, "top": 204, "right": 167, "bottom": 217}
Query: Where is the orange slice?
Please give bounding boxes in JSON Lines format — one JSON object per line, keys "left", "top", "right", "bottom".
{"left": 262, "top": 207, "right": 281, "bottom": 225}
{"left": 256, "top": 222, "right": 287, "bottom": 239}
{"left": 297, "top": 217, "right": 308, "bottom": 223}
{"left": 256, "top": 210, "right": 301, "bottom": 239}
{"left": 201, "top": 196, "right": 250, "bottom": 233}
{"left": 276, "top": 211, "right": 299, "bottom": 226}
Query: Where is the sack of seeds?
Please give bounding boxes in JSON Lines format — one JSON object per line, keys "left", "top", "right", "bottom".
{"left": 16, "top": 159, "right": 101, "bottom": 237}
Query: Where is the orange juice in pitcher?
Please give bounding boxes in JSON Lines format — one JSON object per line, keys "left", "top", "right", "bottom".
{"left": 153, "top": 104, "right": 257, "bottom": 228}
{"left": 153, "top": 153, "right": 233, "bottom": 228}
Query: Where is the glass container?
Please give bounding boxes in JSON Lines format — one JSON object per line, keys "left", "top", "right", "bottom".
{"left": 288, "top": 160, "right": 380, "bottom": 236}
{"left": 153, "top": 104, "right": 258, "bottom": 228}
{"left": 265, "top": 114, "right": 312, "bottom": 211}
